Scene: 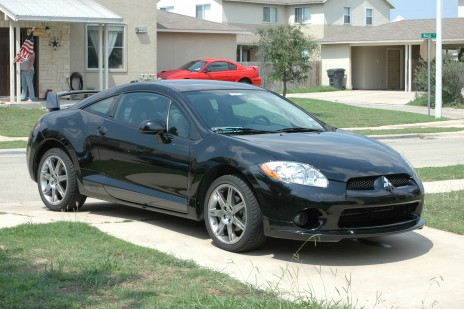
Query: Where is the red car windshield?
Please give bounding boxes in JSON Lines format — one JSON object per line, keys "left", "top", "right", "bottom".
{"left": 178, "top": 60, "right": 208, "bottom": 72}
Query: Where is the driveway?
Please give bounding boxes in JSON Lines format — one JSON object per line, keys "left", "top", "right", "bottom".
{"left": 1, "top": 151, "right": 464, "bottom": 309}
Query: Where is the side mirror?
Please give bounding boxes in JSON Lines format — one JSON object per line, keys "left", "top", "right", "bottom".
{"left": 139, "top": 120, "right": 166, "bottom": 134}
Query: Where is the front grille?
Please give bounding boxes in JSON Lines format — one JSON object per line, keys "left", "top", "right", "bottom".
{"left": 338, "top": 203, "right": 418, "bottom": 228}
{"left": 347, "top": 174, "right": 412, "bottom": 190}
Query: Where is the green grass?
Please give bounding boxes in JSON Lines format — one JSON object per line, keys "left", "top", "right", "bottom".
{"left": 416, "top": 165, "right": 464, "bottom": 182}
{"left": 352, "top": 127, "right": 464, "bottom": 136}
{"left": 0, "top": 107, "right": 46, "bottom": 137}
{"left": 0, "top": 222, "right": 331, "bottom": 309}
{"left": 424, "top": 191, "right": 464, "bottom": 235}
{"left": 408, "top": 94, "right": 464, "bottom": 109}
{"left": 287, "top": 86, "right": 339, "bottom": 93}
{"left": 292, "top": 98, "right": 446, "bottom": 128}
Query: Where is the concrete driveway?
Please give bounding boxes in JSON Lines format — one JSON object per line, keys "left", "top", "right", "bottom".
{"left": 1, "top": 151, "right": 464, "bottom": 309}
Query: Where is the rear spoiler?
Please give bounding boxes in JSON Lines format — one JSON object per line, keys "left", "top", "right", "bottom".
{"left": 46, "top": 90, "right": 99, "bottom": 111}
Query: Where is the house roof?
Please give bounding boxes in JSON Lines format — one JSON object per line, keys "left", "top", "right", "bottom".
{"left": 0, "top": 0, "right": 123, "bottom": 23}
{"left": 223, "top": 0, "right": 394, "bottom": 9}
{"left": 320, "top": 18, "right": 464, "bottom": 45}
{"left": 157, "top": 10, "right": 251, "bottom": 35}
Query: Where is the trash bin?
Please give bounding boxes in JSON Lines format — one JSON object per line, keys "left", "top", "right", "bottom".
{"left": 327, "top": 68, "right": 346, "bottom": 90}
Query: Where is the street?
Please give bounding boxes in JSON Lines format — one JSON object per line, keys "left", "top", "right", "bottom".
{"left": 1, "top": 134, "right": 464, "bottom": 308}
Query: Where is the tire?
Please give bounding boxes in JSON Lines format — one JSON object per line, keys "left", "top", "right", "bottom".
{"left": 239, "top": 78, "right": 251, "bottom": 84}
{"left": 37, "top": 148, "right": 86, "bottom": 212}
{"left": 204, "top": 175, "right": 266, "bottom": 252}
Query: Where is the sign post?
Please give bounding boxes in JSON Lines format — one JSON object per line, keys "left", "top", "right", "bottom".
{"left": 421, "top": 33, "right": 436, "bottom": 116}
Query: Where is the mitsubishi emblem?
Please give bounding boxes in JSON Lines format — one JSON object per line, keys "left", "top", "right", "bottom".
{"left": 374, "top": 176, "right": 395, "bottom": 192}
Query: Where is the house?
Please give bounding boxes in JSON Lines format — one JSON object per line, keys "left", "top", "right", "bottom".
{"left": 321, "top": 18, "right": 464, "bottom": 91}
{"left": 157, "top": 10, "right": 250, "bottom": 72}
{"left": 157, "top": 0, "right": 393, "bottom": 61}
{"left": 0, "top": 0, "right": 157, "bottom": 102}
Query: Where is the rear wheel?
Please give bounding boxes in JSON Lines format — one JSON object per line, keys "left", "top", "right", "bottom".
{"left": 239, "top": 78, "right": 251, "bottom": 84}
{"left": 37, "top": 148, "right": 86, "bottom": 211}
{"left": 204, "top": 175, "right": 266, "bottom": 252}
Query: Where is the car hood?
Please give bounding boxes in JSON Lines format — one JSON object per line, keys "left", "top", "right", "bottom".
{"left": 157, "top": 70, "right": 189, "bottom": 79}
{"left": 233, "top": 131, "right": 413, "bottom": 182}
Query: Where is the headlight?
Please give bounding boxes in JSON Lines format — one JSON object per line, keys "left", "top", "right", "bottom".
{"left": 260, "top": 161, "right": 329, "bottom": 188}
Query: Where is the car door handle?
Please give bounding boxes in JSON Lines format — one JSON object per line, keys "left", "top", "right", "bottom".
{"left": 98, "top": 126, "right": 107, "bottom": 136}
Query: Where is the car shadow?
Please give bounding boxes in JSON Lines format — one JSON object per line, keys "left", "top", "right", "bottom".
{"left": 80, "top": 201, "right": 433, "bottom": 266}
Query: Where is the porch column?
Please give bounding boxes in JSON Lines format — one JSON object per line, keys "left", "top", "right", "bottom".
{"left": 404, "top": 44, "right": 409, "bottom": 92}
{"left": 104, "top": 25, "right": 109, "bottom": 90}
{"left": 98, "top": 24, "right": 103, "bottom": 90}
{"left": 408, "top": 45, "right": 412, "bottom": 92}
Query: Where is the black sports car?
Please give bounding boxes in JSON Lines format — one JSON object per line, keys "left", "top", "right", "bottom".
{"left": 27, "top": 80, "right": 425, "bottom": 252}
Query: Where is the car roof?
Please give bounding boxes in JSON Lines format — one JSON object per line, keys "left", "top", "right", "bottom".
{"left": 72, "top": 80, "right": 265, "bottom": 109}
{"left": 112, "top": 80, "right": 261, "bottom": 94}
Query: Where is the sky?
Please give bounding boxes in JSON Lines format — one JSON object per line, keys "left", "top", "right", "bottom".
{"left": 389, "top": 0, "right": 458, "bottom": 20}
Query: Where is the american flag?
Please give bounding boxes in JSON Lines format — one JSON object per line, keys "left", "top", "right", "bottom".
{"left": 14, "top": 34, "right": 34, "bottom": 63}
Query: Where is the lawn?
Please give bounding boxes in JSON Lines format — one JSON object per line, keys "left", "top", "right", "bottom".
{"left": 0, "top": 222, "right": 331, "bottom": 309}
{"left": 292, "top": 98, "right": 446, "bottom": 128}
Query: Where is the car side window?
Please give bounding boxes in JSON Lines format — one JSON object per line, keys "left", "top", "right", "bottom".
{"left": 83, "top": 96, "right": 118, "bottom": 117}
{"left": 208, "top": 62, "right": 229, "bottom": 72}
{"left": 227, "top": 63, "right": 237, "bottom": 70}
{"left": 167, "top": 103, "right": 191, "bottom": 138}
{"left": 113, "top": 92, "right": 169, "bottom": 127}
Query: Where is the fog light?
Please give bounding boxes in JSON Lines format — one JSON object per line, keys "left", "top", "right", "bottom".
{"left": 293, "top": 209, "right": 323, "bottom": 229}
{"left": 294, "top": 212, "right": 309, "bottom": 226}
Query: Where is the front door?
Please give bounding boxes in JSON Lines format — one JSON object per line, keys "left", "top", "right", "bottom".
{"left": 0, "top": 29, "right": 9, "bottom": 96}
{"left": 387, "top": 49, "right": 401, "bottom": 90}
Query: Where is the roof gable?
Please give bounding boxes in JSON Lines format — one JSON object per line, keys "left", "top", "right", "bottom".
{"left": 157, "top": 10, "right": 250, "bottom": 34}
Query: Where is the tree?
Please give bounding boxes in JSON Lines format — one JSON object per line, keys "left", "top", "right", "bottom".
{"left": 257, "top": 24, "right": 318, "bottom": 96}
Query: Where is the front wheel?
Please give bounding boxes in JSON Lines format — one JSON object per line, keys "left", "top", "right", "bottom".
{"left": 204, "top": 175, "right": 266, "bottom": 252}
{"left": 37, "top": 148, "right": 86, "bottom": 211}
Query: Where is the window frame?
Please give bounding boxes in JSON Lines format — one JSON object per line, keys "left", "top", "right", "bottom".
{"left": 159, "top": 6, "right": 174, "bottom": 12}
{"left": 263, "top": 6, "right": 277, "bottom": 23}
{"left": 85, "top": 24, "right": 127, "bottom": 73}
{"left": 294, "top": 7, "right": 311, "bottom": 23}
{"left": 196, "top": 4, "right": 211, "bottom": 20}
{"left": 366, "top": 8, "right": 373, "bottom": 25}
{"left": 344, "top": 7, "right": 351, "bottom": 24}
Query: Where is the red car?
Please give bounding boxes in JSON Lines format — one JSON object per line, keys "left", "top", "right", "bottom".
{"left": 157, "top": 58, "right": 262, "bottom": 86}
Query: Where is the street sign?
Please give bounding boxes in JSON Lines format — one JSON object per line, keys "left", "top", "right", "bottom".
{"left": 421, "top": 33, "right": 436, "bottom": 39}
{"left": 420, "top": 39, "right": 436, "bottom": 60}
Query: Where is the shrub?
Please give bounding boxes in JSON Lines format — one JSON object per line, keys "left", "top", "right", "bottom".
{"left": 414, "top": 54, "right": 464, "bottom": 107}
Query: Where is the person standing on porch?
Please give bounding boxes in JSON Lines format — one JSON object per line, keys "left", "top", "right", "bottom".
{"left": 20, "top": 51, "right": 38, "bottom": 102}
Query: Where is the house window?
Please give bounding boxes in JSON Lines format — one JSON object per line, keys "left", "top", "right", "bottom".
{"left": 263, "top": 6, "right": 277, "bottom": 23}
{"left": 295, "top": 7, "right": 311, "bottom": 23}
{"left": 196, "top": 4, "right": 211, "bottom": 19}
{"left": 344, "top": 7, "right": 351, "bottom": 24}
{"left": 366, "top": 8, "right": 373, "bottom": 25}
{"left": 160, "top": 6, "right": 174, "bottom": 12}
{"left": 86, "top": 25, "right": 126, "bottom": 71}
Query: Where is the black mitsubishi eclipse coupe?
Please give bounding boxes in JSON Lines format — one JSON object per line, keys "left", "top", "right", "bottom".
{"left": 27, "top": 80, "right": 425, "bottom": 252}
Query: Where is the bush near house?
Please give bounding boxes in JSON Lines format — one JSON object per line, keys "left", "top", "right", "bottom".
{"left": 414, "top": 54, "right": 464, "bottom": 107}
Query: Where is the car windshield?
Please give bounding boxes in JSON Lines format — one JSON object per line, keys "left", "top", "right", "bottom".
{"left": 178, "top": 60, "right": 208, "bottom": 72}
{"left": 185, "top": 90, "right": 325, "bottom": 134}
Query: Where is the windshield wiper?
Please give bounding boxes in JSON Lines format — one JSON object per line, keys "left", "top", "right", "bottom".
{"left": 277, "top": 127, "right": 322, "bottom": 133}
{"left": 211, "top": 127, "right": 276, "bottom": 134}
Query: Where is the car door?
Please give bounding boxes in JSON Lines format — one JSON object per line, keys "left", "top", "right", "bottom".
{"left": 204, "top": 61, "right": 235, "bottom": 82}
{"left": 95, "top": 91, "right": 196, "bottom": 214}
